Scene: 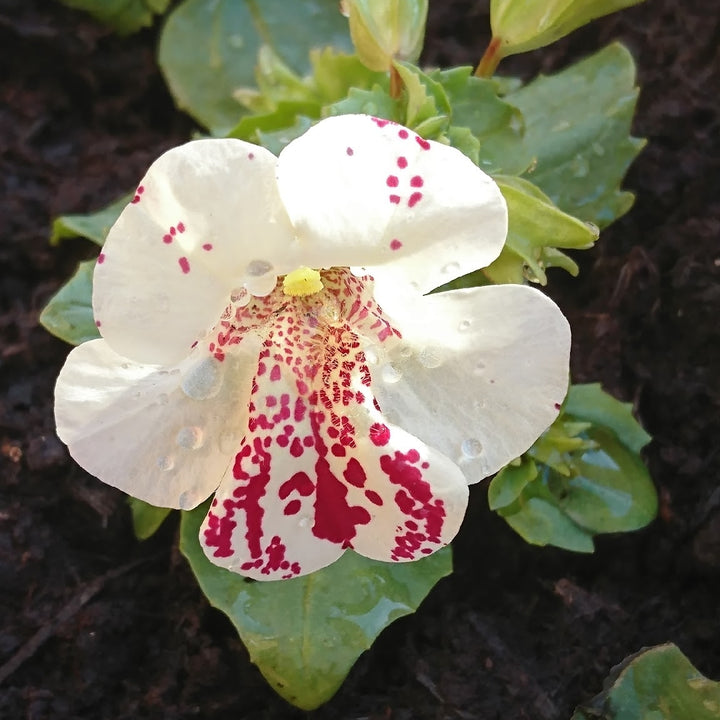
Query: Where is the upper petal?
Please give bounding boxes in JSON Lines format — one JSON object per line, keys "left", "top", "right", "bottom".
{"left": 94, "top": 139, "right": 296, "bottom": 366}
{"left": 275, "top": 114, "right": 507, "bottom": 294}
{"left": 370, "top": 284, "right": 571, "bottom": 481}
{"left": 55, "top": 336, "right": 261, "bottom": 508}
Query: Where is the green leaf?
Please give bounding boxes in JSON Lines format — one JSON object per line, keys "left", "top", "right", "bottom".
{"left": 159, "top": 0, "right": 352, "bottom": 134}
{"left": 50, "top": 194, "right": 131, "bottom": 247}
{"left": 565, "top": 383, "right": 652, "bottom": 454}
{"left": 256, "top": 116, "right": 316, "bottom": 155}
{"left": 328, "top": 84, "right": 399, "bottom": 121}
{"left": 504, "top": 42, "right": 645, "bottom": 227}
{"left": 180, "top": 501, "right": 452, "bottom": 709}
{"left": 39, "top": 260, "right": 99, "bottom": 346}
{"left": 128, "top": 497, "right": 173, "bottom": 541}
{"left": 572, "top": 644, "right": 720, "bottom": 720}
{"left": 56, "top": 0, "right": 170, "bottom": 34}
{"left": 483, "top": 176, "right": 599, "bottom": 285}
{"left": 492, "top": 383, "right": 656, "bottom": 551}
{"left": 310, "top": 48, "right": 386, "bottom": 104}
{"left": 393, "top": 61, "right": 449, "bottom": 130}
{"left": 504, "top": 496, "right": 595, "bottom": 553}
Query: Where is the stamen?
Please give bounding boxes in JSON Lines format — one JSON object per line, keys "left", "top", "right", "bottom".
{"left": 283, "top": 267, "right": 324, "bottom": 297}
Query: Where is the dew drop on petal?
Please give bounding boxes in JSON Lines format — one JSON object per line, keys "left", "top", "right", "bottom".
{"left": 245, "top": 272, "right": 277, "bottom": 297}
{"left": 364, "top": 345, "right": 379, "bottom": 365}
{"left": 418, "top": 347, "right": 443, "bottom": 369}
{"left": 299, "top": 517, "right": 309, "bottom": 528}
{"left": 473, "top": 360, "right": 487, "bottom": 376}
{"left": 157, "top": 393, "right": 169, "bottom": 406}
{"left": 246, "top": 259, "right": 273, "bottom": 276}
{"left": 178, "top": 491, "right": 196, "bottom": 510}
{"left": 399, "top": 345, "right": 413, "bottom": 359}
{"left": 381, "top": 363, "right": 402, "bottom": 384}
{"left": 176, "top": 426, "right": 204, "bottom": 450}
{"left": 458, "top": 319, "right": 472, "bottom": 332}
{"left": 157, "top": 455, "right": 174, "bottom": 471}
{"left": 461, "top": 439, "right": 483, "bottom": 459}
{"left": 181, "top": 356, "right": 224, "bottom": 400}
{"left": 441, "top": 261, "right": 460, "bottom": 275}
{"left": 230, "top": 287, "right": 250, "bottom": 305}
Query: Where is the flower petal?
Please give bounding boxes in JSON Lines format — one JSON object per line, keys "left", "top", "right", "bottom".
{"left": 54, "top": 337, "right": 261, "bottom": 508}
{"left": 275, "top": 114, "right": 507, "bottom": 294}
{"left": 370, "top": 284, "right": 571, "bottom": 481}
{"left": 94, "top": 139, "right": 296, "bottom": 366}
{"left": 200, "top": 295, "right": 467, "bottom": 580}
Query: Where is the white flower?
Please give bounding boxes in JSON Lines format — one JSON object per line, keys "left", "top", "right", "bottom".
{"left": 54, "top": 114, "right": 570, "bottom": 580}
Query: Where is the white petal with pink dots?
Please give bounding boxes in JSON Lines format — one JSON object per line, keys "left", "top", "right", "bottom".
{"left": 55, "top": 114, "right": 570, "bottom": 581}
{"left": 275, "top": 114, "right": 507, "bottom": 294}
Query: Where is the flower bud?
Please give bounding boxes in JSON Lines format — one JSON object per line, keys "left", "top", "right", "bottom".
{"left": 490, "top": 0, "right": 644, "bottom": 57}
{"left": 341, "top": 0, "right": 428, "bottom": 72}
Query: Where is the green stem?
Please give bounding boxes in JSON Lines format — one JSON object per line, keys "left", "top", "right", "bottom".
{"left": 474, "top": 37, "right": 503, "bottom": 78}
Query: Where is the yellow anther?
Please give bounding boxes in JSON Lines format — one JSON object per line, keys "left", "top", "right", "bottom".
{"left": 282, "top": 267, "right": 324, "bottom": 297}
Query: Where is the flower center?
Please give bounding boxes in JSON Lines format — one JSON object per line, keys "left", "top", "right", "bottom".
{"left": 282, "top": 266, "right": 324, "bottom": 297}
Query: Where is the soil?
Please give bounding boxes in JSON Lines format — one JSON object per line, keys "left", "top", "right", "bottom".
{"left": 1, "top": 1, "right": 719, "bottom": 718}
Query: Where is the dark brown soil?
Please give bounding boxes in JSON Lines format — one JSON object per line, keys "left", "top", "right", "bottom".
{"left": 2, "top": 1, "right": 719, "bottom": 718}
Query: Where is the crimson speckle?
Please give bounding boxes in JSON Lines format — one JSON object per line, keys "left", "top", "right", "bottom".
{"left": 415, "top": 136, "right": 431, "bottom": 150}
{"left": 248, "top": 152, "right": 255, "bottom": 159}
{"left": 390, "top": 239, "right": 402, "bottom": 251}
{"left": 95, "top": 320, "right": 102, "bottom": 327}
{"left": 389, "top": 194, "right": 401, "bottom": 205}
{"left": 371, "top": 117, "right": 389, "bottom": 128}
{"left": 170, "top": 226, "right": 177, "bottom": 236}
{"left": 178, "top": 257, "right": 191, "bottom": 274}
{"left": 410, "top": 175, "right": 424, "bottom": 188}
{"left": 97, "top": 253, "right": 105, "bottom": 264}
{"left": 202, "top": 243, "right": 213, "bottom": 251}
{"left": 397, "top": 156, "right": 408, "bottom": 169}
{"left": 346, "top": 147, "right": 354, "bottom": 156}
{"left": 177, "top": 222, "right": 186, "bottom": 233}
{"left": 369, "top": 423, "right": 391, "bottom": 446}
{"left": 386, "top": 175, "right": 399, "bottom": 187}
{"left": 554, "top": 402, "right": 562, "bottom": 410}
{"left": 398, "top": 129, "right": 409, "bottom": 139}
{"left": 408, "top": 192, "right": 423, "bottom": 208}
{"left": 284, "top": 499, "right": 301, "bottom": 515}
{"left": 163, "top": 234, "right": 172, "bottom": 244}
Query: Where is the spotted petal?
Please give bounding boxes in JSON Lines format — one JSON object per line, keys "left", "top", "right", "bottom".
{"left": 371, "top": 284, "right": 571, "bottom": 481}
{"left": 94, "top": 139, "right": 296, "bottom": 366}
{"left": 275, "top": 114, "right": 507, "bottom": 295}
{"left": 200, "top": 296, "right": 467, "bottom": 580}
{"left": 55, "top": 337, "right": 261, "bottom": 509}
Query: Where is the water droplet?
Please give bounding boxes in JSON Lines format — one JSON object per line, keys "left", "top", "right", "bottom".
{"left": 157, "top": 455, "right": 174, "bottom": 471}
{"left": 176, "top": 426, "right": 204, "bottom": 450}
{"left": 441, "top": 261, "right": 460, "bottom": 275}
{"left": 181, "top": 356, "right": 224, "bottom": 400}
{"left": 228, "top": 34, "right": 244, "bottom": 48}
{"left": 461, "top": 438, "right": 483, "bottom": 458}
{"left": 458, "top": 319, "right": 472, "bottom": 332}
{"left": 570, "top": 154, "right": 589, "bottom": 178}
{"left": 592, "top": 142, "right": 605, "bottom": 157}
{"left": 552, "top": 120, "right": 570, "bottom": 132}
{"left": 157, "top": 393, "right": 169, "bottom": 406}
{"left": 246, "top": 259, "right": 273, "bottom": 276}
{"left": 363, "top": 345, "right": 379, "bottom": 365}
{"left": 399, "top": 345, "right": 413, "bottom": 359}
{"left": 245, "top": 272, "right": 277, "bottom": 297}
{"left": 418, "top": 347, "right": 443, "bottom": 369}
{"left": 230, "top": 287, "right": 250, "bottom": 305}
{"left": 121, "top": 363, "right": 130, "bottom": 370}
{"left": 381, "top": 363, "right": 402, "bottom": 383}
{"left": 473, "top": 360, "right": 486, "bottom": 376}
{"left": 584, "top": 221, "right": 600, "bottom": 238}
{"left": 178, "top": 491, "right": 195, "bottom": 510}
{"left": 509, "top": 114, "right": 524, "bottom": 133}
{"left": 299, "top": 517, "right": 309, "bottom": 528}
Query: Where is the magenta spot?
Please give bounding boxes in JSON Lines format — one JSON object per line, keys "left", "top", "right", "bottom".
{"left": 398, "top": 129, "right": 409, "bottom": 139}
{"left": 397, "top": 156, "right": 408, "bottom": 169}
{"left": 177, "top": 222, "right": 186, "bottom": 233}
{"left": 410, "top": 175, "right": 424, "bottom": 188}
{"left": 371, "top": 117, "right": 389, "bottom": 128}
{"left": 365, "top": 490, "right": 383, "bottom": 506}
{"left": 390, "top": 239, "right": 402, "bottom": 251}
{"left": 202, "top": 243, "right": 213, "bottom": 251}
{"left": 131, "top": 196, "right": 140, "bottom": 204}
{"left": 270, "top": 364, "right": 281, "bottom": 382}
{"left": 369, "top": 423, "right": 391, "bottom": 446}
{"left": 178, "top": 257, "right": 191, "bottom": 274}
{"left": 95, "top": 320, "right": 101, "bottom": 327}
{"left": 389, "top": 194, "right": 401, "bottom": 205}
{"left": 284, "top": 500, "right": 301, "bottom": 516}
{"left": 554, "top": 402, "right": 562, "bottom": 410}
{"left": 248, "top": 152, "right": 255, "bottom": 160}
{"left": 170, "top": 226, "right": 177, "bottom": 236}
{"left": 137, "top": 185, "right": 144, "bottom": 194}
{"left": 386, "top": 175, "right": 399, "bottom": 187}
{"left": 191, "top": 340, "right": 198, "bottom": 348}
{"left": 415, "top": 136, "right": 431, "bottom": 151}
{"left": 346, "top": 147, "right": 354, "bottom": 156}
{"left": 163, "top": 234, "right": 172, "bottom": 244}
{"left": 408, "top": 192, "right": 423, "bottom": 208}
{"left": 290, "top": 437, "right": 304, "bottom": 458}
{"left": 97, "top": 253, "right": 105, "bottom": 264}
{"left": 343, "top": 457, "right": 366, "bottom": 488}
